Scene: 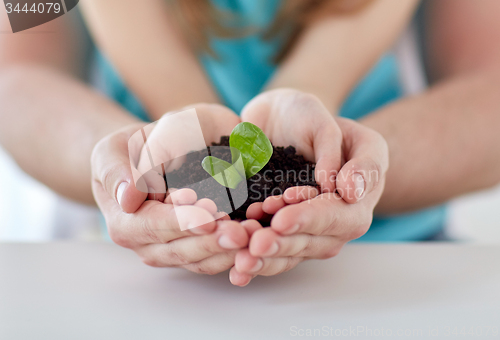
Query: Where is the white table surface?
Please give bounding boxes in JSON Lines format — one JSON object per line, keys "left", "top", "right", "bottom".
{"left": 0, "top": 243, "right": 499, "bottom": 340}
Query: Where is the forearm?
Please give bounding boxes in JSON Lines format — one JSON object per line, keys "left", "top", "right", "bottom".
{"left": 266, "top": 0, "right": 419, "bottom": 112}
{"left": 0, "top": 65, "right": 139, "bottom": 204}
{"left": 362, "top": 69, "right": 500, "bottom": 215}
{"left": 81, "top": 0, "right": 219, "bottom": 119}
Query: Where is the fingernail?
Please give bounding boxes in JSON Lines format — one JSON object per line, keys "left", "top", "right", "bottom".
{"left": 262, "top": 242, "right": 279, "bottom": 257}
{"left": 250, "top": 259, "right": 263, "bottom": 273}
{"left": 218, "top": 235, "right": 239, "bottom": 249}
{"left": 353, "top": 173, "right": 365, "bottom": 199}
{"left": 117, "top": 182, "right": 128, "bottom": 206}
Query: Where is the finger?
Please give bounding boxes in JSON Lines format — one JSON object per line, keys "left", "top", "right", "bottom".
{"left": 234, "top": 249, "right": 303, "bottom": 276}
{"left": 246, "top": 202, "right": 267, "bottom": 220}
{"left": 270, "top": 194, "right": 372, "bottom": 240}
{"left": 164, "top": 188, "right": 198, "bottom": 205}
{"left": 253, "top": 257, "right": 303, "bottom": 276}
{"left": 259, "top": 187, "right": 319, "bottom": 216}
{"left": 335, "top": 117, "right": 389, "bottom": 203}
{"left": 234, "top": 249, "right": 263, "bottom": 274}
{"left": 256, "top": 186, "right": 319, "bottom": 219}
{"left": 129, "top": 124, "right": 167, "bottom": 202}
{"left": 137, "top": 220, "right": 247, "bottom": 267}
{"left": 107, "top": 201, "right": 218, "bottom": 249}
{"left": 140, "top": 167, "right": 166, "bottom": 202}
{"left": 312, "top": 118, "right": 343, "bottom": 194}
{"left": 282, "top": 186, "right": 320, "bottom": 204}
{"left": 214, "top": 211, "right": 231, "bottom": 221}
{"left": 194, "top": 198, "right": 218, "bottom": 215}
{"left": 174, "top": 204, "right": 217, "bottom": 232}
{"left": 183, "top": 251, "right": 237, "bottom": 276}
{"left": 262, "top": 195, "right": 286, "bottom": 215}
{"left": 249, "top": 228, "right": 341, "bottom": 259}
{"left": 91, "top": 125, "right": 148, "bottom": 213}
{"left": 240, "top": 219, "right": 263, "bottom": 237}
{"left": 194, "top": 104, "right": 241, "bottom": 145}
{"left": 229, "top": 267, "right": 255, "bottom": 287}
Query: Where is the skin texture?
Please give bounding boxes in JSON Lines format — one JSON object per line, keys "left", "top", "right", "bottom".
{"left": 2, "top": 0, "right": 500, "bottom": 285}
{"left": 266, "top": 0, "right": 420, "bottom": 111}
{"left": 362, "top": 0, "right": 500, "bottom": 214}
{"left": 0, "top": 12, "right": 138, "bottom": 203}
{"left": 91, "top": 104, "right": 255, "bottom": 274}
{"left": 75, "top": 0, "right": 413, "bottom": 284}
{"left": 231, "top": 115, "right": 388, "bottom": 286}
{"left": 80, "top": 0, "right": 219, "bottom": 119}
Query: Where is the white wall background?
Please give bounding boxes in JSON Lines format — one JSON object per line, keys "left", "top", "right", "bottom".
{"left": 0, "top": 146, "right": 101, "bottom": 241}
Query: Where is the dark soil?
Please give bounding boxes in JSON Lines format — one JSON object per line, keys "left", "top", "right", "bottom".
{"left": 163, "top": 136, "right": 318, "bottom": 221}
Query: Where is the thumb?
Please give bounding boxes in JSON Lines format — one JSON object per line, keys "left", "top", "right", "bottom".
{"left": 91, "top": 125, "right": 148, "bottom": 213}
{"left": 335, "top": 118, "right": 389, "bottom": 204}
{"left": 312, "top": 117, "right": 343, "bottom": 193}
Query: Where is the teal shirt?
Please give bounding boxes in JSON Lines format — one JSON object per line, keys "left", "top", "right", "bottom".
{"left": 92, "top": 0, "right": 446, "bottom": 242}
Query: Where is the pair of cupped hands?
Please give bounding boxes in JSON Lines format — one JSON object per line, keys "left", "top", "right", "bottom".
{"left": 91, "top": 89, "right": 389, "bottom": 286}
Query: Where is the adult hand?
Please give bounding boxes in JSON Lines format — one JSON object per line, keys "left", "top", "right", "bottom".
{"left": 91, "top": 104, "right": 250, "bottom": 275}
{"left": 230, "top": 90, "right": 389, "bottom": 286}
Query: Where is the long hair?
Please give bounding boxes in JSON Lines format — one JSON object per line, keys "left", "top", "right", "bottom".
{"left": 167, "top": 0, "right": 373, "bottom": 61}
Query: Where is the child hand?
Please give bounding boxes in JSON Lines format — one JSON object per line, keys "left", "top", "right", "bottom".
{"left": 230, "top": 91, "right": 389, "bottom": 286}
{"left": 240, "top": 88, "right": 343, "bottom": 194}
{"left": 91, "top": 104, "right": 251, "bottom": 275}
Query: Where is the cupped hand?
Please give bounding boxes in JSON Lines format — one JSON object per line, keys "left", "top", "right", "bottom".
{"left": 240, "top": 88, "right": 343, "bottom": 193}
{"left": 91, "top": 104, "right": 251, "bottom": 275}
{"left": 230, "top": 91, "right": 389, "bottom": 286}
{"left": 135, "top": 103, "right": 242, "bottom": 202}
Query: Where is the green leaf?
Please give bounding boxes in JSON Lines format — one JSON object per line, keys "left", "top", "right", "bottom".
{"left": 229, "top": 122, "right": 273, "bottom": 178}
{"left": 201, "top": 156, "right": 245, "bottom": 189}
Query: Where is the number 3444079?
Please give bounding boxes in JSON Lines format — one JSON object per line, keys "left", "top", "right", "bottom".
{"left": 5, "top": 3, "right": 62, "bottom": 14}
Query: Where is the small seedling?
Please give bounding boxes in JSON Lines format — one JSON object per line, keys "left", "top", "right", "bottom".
{"left": 202, "top": 122, "right": 273, "bottom": 189}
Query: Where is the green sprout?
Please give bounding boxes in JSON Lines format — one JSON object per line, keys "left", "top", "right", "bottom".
{"left": 202, "top": 122, "right": 273, "bottom": 189}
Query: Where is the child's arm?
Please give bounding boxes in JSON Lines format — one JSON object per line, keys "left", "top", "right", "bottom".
{"left": 80, "top": 0, "right": 219, "bottom": 120}
{"left": 266, "top": 0, "right": 419, "bottom": 112}
{"left": 232, "top": 0, "right": 414, "bottom": 285}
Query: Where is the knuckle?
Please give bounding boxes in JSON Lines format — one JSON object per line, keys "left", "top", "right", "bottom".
{"left": 91, "top": 135, "right": 114, "bottom": 175}
{"left": 141, "top": 256, "right": 162, "bottom": 268}
{"left": 264, "top": 257, "right": 296, "bottom": 276}
{"left": 370, "top": 131, "right": 390, "bottom": 172}
{"left": 294, "top": 91, "right": 320, "bottom": 105}
{"left": 140, "top": 218, "right": 162, "bottom": 244}
{"left": 200, "top": 238, "right": 216, "bottom": 255}
{"left": 295, "top": 236, "right": 314, "bottom": 257}
{"left": 162, "top": 246, "right": 191, "bottom": 266}
{"left": 108, "top": 227, "right": 131, "bottom": 249}
{"left": 282, "top": 257, "right": 297, "bottom": 274}
{"left": 322, "top": 215, "right": 339, "bottom": 236}
{"left": 101, "top": 163, "right": 122, "bottom": 195}
{"left": 290, "top": 92, "right": 323, "bottom": 113}
{"left": 366, "top": 159, "right": 384, "bottom": 186}
{"left": 351, "top": 213, "right": 373, "bottom": 240}
{"left": 321, "top": 246, "right": 341, "bottom": 259}
{"left": 190, "top": 262, "right": 219, "bottom": 276}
